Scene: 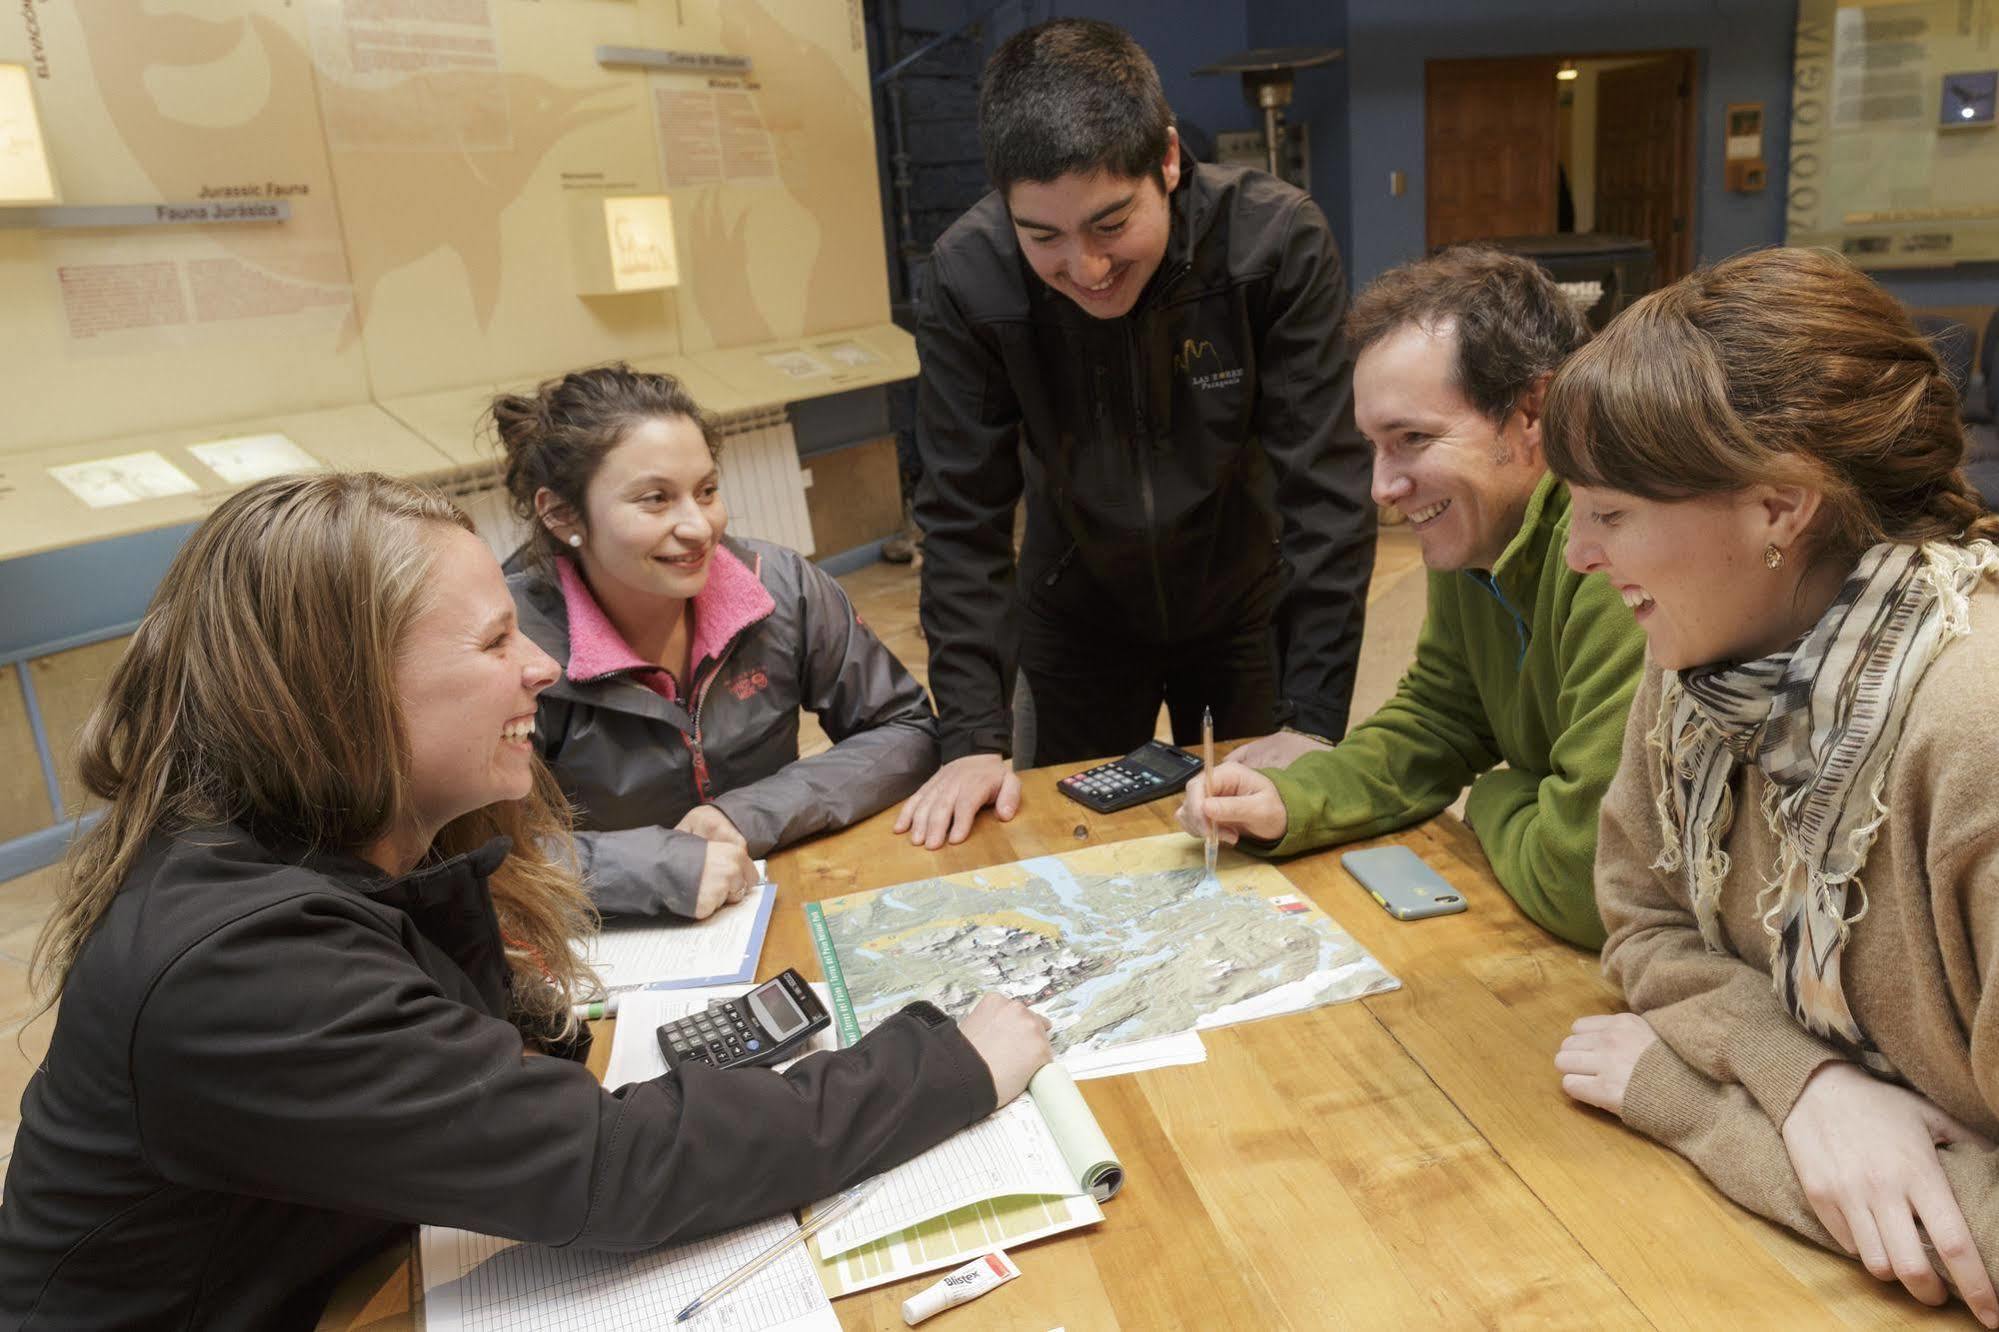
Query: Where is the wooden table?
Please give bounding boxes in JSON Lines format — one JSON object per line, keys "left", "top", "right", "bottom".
{"left": 325, "top": 759, "right": 1973, "bottom": 1330}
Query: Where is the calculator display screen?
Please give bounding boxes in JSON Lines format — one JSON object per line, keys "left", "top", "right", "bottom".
{"left": 1128, "top": 747, "right": 1190, "bottom": 779}
{"left": 748, "top": 981, "right": 807, "bottom": 1037}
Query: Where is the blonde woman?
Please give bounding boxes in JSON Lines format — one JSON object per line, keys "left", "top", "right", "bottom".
{"left": 1545, "top": 248, "right": 1999, "bottom": 1325}
{"left": 0, "top": 473, "right": 1049, "bottom": 1329}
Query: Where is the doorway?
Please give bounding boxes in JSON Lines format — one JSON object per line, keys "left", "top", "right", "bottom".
{"left": 1425, "top": 51, "right": 1697, "bottom": 284}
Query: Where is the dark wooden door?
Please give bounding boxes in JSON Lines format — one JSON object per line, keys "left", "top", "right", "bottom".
{"left": 1426, "top": 58, "right": 1560, "bottom": 249}
{"left": 1595, "top": 56, "right": 1696, "bottom": 283}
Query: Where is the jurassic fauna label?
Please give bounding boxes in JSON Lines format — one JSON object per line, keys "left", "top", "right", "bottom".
{"left": 197, "top": 182, "right": 311, "bottom": 200}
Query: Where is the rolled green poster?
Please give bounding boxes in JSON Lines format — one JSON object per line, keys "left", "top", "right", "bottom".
{"left": 1027, "top": 1063, "right": 1123, "bottom": 1202}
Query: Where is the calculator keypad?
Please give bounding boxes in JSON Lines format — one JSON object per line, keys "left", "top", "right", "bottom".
{"left": 661, "top": 1001, "right": 767, "bottom": 1070}
{"left": 1059, "top": 761, "right": 1166, "bottom": 809}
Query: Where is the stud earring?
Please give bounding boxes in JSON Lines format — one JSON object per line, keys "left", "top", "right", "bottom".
{"left": 1764, "top": 543, "right": 1783, "bottom": 570}
{"left": 567, "top": 533, "right": 584, "bottom": 548}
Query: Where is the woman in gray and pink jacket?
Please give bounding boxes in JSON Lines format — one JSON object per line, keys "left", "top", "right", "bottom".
{"left": 495, "top": 364, "right": 940, "bottom": 920}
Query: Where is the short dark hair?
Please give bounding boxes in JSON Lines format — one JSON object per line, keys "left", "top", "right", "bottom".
{"left": 490, "top": 362, "right": 720, "bottom": 571}
{"left": 978, "top": 19, "right": 1173, "bottom": 194}
{"left": 1347, "top": 245, "right": 1591, "bottom": 424}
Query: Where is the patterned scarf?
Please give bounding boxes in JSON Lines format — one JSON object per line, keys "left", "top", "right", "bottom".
{"left": 1648, "top": 540, "right": 1998, "bottom": 1053}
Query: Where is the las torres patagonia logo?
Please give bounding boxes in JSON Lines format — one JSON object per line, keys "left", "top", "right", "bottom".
{"left": 1174, "top": 338, "right": 1243, "bottom": 392}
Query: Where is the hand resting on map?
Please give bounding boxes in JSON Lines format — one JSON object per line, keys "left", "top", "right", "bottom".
{"left": 958, "top": 994, "right": 1053, "bottom": 1104}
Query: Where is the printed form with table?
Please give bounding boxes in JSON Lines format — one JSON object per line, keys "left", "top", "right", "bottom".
{"left": 417, "top": 832, "right": 1402, "bottom": 1330}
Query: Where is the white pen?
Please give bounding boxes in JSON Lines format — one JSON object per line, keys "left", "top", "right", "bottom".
{"left": 674, "top": 1175, "right": 884, "bottom": 1323}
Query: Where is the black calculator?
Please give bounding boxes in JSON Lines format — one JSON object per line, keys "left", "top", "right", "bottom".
{"left": 1057, "top": 739, "right": 1204, "bottom": 813}
{"left": 655, "top": 968, "right": 831, "bottom": 1072}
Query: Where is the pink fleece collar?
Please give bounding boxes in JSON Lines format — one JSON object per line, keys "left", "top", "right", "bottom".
{"left": 556, "top": 546, "right": 775, "bottom": 699}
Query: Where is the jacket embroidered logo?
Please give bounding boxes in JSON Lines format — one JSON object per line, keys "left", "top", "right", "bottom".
{"left": 725, "top": 667, "right": 771, "bottom": 701}
{"left": 1174, "top": 337, "right": 1243, "bottom": 391}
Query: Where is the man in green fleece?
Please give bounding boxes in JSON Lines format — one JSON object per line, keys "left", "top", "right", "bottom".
{"left": 1178, "top": 245, "right": 1643, "bottom": 948}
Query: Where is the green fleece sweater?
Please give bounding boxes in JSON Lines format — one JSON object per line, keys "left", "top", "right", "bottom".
{"left": 1261, "top": 474, "right": 1644, "bottom": 948}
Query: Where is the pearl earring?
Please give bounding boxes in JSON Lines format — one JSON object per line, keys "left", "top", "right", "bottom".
{"left": 567, "top": 533, "right": 583, "bottom": 548}
{"left": 1764, "top": 543, "right": 1783, "bottom": 570}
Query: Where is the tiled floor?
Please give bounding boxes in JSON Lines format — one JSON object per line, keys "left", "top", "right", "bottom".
{"left": 0, "top": 526, "right": 1430, "bottom": 1168}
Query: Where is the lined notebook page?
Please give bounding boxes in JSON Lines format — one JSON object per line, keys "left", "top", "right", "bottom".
{"left": 585, "top": 872, "right": 770, "bottom": 991}
{"left": 811, "top": 1095, "right": 1079, "bottom": 1257}
{"left": 419, "top": 1213, "right": 837, "bottom": 1332}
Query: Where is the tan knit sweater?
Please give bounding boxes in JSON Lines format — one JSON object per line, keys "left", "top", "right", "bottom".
{"left": 1598, "top": 577, "right": 1999, "bottom": 1270}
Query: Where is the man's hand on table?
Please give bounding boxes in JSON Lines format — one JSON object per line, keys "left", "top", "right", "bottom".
{"left": 895, "top": 753, "right": 1021, "bottom": 849}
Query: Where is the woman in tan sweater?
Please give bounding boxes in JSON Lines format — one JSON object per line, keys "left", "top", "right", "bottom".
{"left": 1542, "top": 247, "right": 1999, "bottom": 1326}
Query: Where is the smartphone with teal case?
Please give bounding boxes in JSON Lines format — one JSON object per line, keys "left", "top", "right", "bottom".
{"left": 1340, "top": 845, "right": 1467, "bottom": 920}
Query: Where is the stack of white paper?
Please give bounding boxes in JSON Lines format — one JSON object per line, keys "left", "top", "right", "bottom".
{"left": 585, "top": 872, "right": 772, "bottom": 992}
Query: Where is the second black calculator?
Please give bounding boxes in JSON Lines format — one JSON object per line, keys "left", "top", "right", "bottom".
{"left": 1057, "top": 739, "right": 1204, "bottom": 813}
{"left": 655, "top": 969, "right": 830, "bottom": 1072}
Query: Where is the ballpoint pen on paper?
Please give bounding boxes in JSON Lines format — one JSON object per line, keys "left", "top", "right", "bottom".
{"left": 1202, "top": 705, "right": 1218, "bottom": 880}
{"left": 674, "top": 1175, "right": 885, "bottom": 1323}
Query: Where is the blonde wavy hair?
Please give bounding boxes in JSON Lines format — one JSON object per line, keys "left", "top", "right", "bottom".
{"left": 34, "top": 473, "right": 597, "bottom": 1030}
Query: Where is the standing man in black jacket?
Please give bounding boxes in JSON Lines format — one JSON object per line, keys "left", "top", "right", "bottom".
{"left": 896, "top": 19, "right": 1375, "bottom": 847}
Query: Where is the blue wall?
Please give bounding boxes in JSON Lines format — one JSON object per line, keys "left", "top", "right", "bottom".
{"left": 936, "top": 1, "right": 1355, "bottom": 267}
{"left": 1872, "top": 265, "right": 1999, "bottom": 313}
{"left": 1340, "top": 0, "right": 1795, "bottom": 286}
{"left": 1325, "top": 0, "right": 1998, "bottom": 309}
{"left": 904, "top": 0, "right": 1999, "bottom": 313}
{"left": 1246, "top": 0, "right": 1352, "bottom": 272}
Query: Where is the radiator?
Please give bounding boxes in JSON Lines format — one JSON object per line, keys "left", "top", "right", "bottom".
{"left": 433, "top": 405, "right": 815, "bottom": 563}
{"left": 712, "top": 407, "right": 816, "bottom": 556}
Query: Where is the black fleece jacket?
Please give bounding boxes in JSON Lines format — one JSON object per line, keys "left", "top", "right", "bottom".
{"left": 0, "top": 825, "right": 991, "bottom": 1329}
{"left": 915, "top": 159, "right": 1375, "bottom": 759}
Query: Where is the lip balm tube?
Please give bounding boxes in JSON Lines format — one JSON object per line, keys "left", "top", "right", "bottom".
{"left": 901, "top": 1249, "right": 1020, "bottom": 1325}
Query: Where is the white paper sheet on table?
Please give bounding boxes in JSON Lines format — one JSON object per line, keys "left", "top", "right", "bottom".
{"left": 1058, "top": 1030, "right": 1205, "bottom": 1079}
{"left": 812, "top": 1095, "right": 1081, "bottom": 1258}
{"left": 586, "top": 868, "right": 772, "bottom": 992}
{"left": 811, "top": 1191, "right": 1101, "bottom": 1299}
{"left": 603, "top": 984, "right": 839, "bottom": 1089}
{"left": 1191, "top": 953, "right": 1394, "bottom": 1029}
{"left": 419, "top": 1213, "right": 837, "bottom": 1332}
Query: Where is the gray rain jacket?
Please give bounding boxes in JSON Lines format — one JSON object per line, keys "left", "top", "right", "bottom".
{"left": 510, "top": 537, "right": 939, "bottom": 918}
